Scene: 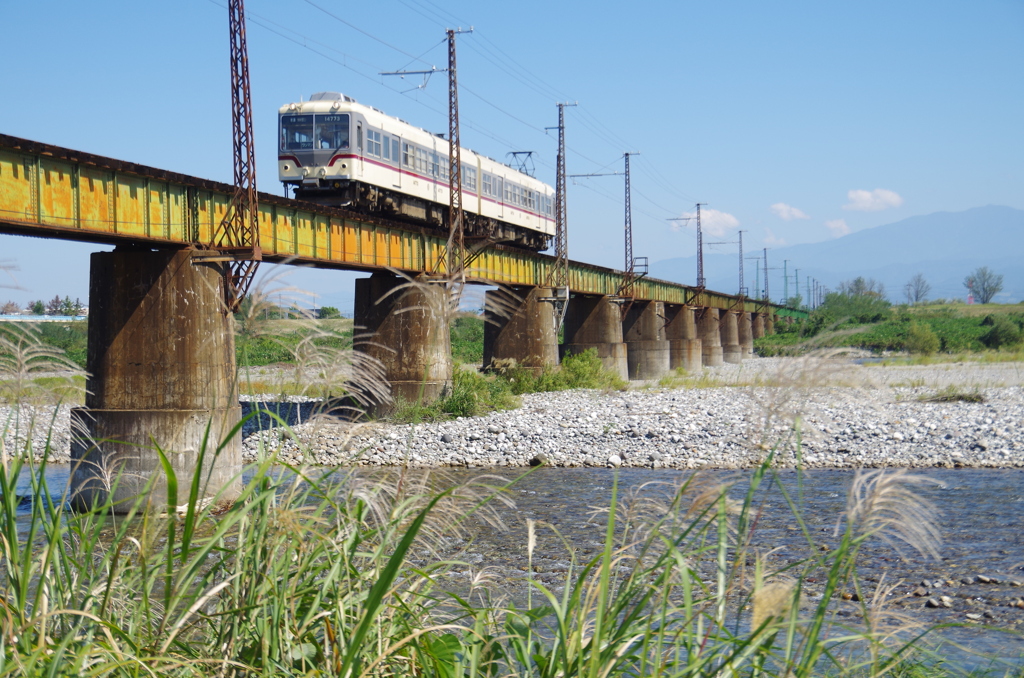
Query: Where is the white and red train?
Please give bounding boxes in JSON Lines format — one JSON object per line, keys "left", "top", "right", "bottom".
{"left": 278, "top": 92, "right": 554, "bottom": 251}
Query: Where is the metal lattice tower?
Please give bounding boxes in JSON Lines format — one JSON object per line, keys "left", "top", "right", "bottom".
{"left": 706, "top": 228, "right": 747, "bottom": 296}
{"left": 617, "top": 152, "right": 644, "bottom": 302}
{"left": 762, "top": 248, "right": 769, "bottom": 302}
{"left": 624, "top": 153, "right": 634, "bottom": 281}
{"left": 208, "top": 0, "right": 261, "bottom": 312}
{"left": 695, "top": 203, "right": 706, "bottom": 288}
{"left": 548, "top": 101, "right": 575, "bottom": 328}
{"left": 738, "top": 229, "right": 745, "bottom": 295}
{"left": 444, "top": 28, "right": 466, "bottom": 288}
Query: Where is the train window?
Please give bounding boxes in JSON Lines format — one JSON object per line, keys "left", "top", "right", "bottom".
{"left": 403, "top": 143, "right": 413, "bottom": 168}
{"left": 430, "top": 153, "right": 439, "bottom": 177}
{"left": 415, "top": 147, "right": 428, "bottom": 174}
{"left": 482, "top": 173, "right": 492, "bottom": 196}
{"left": 280, "top": 114, "right": 314, "bottom": 151}
{"left": 313, "top": 113, "right": 349, "bottom": 150}
{"left": 392, "top": 139, "right": 400, "bottom": 163}
{"left": 464, "top": 165, "right": 477, "bottom": 192}
{"left": 494, "top": 177, "right": 503, "bottom": 201}
{"left": 382, "top": 135, "right": 390, "bottom": 161}
{"left": 367, "top": 129, "right": 382, "bottom": 158}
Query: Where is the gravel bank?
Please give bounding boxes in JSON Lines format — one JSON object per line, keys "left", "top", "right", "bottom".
{"left": 243, "top": 357, "right": 1024, "bottom": 469}
{"left": 6, "top": 357, "right": 1024, "bottom": 469}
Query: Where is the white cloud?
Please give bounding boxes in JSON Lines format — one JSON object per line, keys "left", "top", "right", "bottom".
{"left": 842, "top": 188, "right": 903, "bottom": 212}
{"left": 763, "top": 228, "right": 786, "bottom": 247}
{"left": 676, "top": 208, "right": 739, "bottom": 238}
{"left": 825, "top": 218, "right": 850, "bottom": 237}
{"left": 770, "top": 202, "right": 809, "bottom": 220}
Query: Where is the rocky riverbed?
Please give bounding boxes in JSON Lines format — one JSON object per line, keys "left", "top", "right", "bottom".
{"left": 240, "top": 357, "right": 1024, "bottom": 470}
{"left": 5, "top": 357, "right": 1024, "bottom": 470}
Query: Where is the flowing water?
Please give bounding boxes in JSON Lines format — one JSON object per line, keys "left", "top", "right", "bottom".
{"left": 12, "top": 464, "right": 1024, "bottom": 669}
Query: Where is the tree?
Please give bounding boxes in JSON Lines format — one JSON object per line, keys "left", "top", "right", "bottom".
{"left": 903, "top": 273, "right": 931, "bottom": 304}
{"left": 46, "top": 295, "right": 63, "bottom": 315}
{"left": 29, "top": 300, "right": 45, "bottom": 315}
{"left": 964, "top": 267, "right": 1003, "bottom": 304}
{"left": 319, "top": 306, "right": 341, "bottom": 319}
{"left": 1, "top": 301, "right": 21, "bottom": 315}
{"left": 838, "top": 276, "right": 886, "bottom": 299}
{"left": 57, "top": 296, "right": 84, "bottom": 316}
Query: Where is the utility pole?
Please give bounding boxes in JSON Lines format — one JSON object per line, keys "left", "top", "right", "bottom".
{"left": 621, "top": 152, "right": 639, "bottom": 296}
{"left": 706, "top": 229, "right": 746, "bottom": 296}
{"left": 783, "top": 259, "right": 789, "bottom": 305}
{"left": 747, "top": 254, "right": 762, "bottom": 299}
{"left": 444, "top": 28, "right": 472, "bottom": 291}
{"left": 695, "top": 203, "right": 707, "bottom": 288}
{"left": 202, "top": 0, "right": 262, "bottom": 313}
{"left": 569, "top": 154, "right": 646, "bottom": 305}
{"left": 738, "top": 229, "right": 746, "bottom": 296}
{"left": 381, "top": 28, "right": 473, "bottom": 288}
{"left": 545, "top": 101, "right": 576, "bottom": 330}
{"left": 762, "top": 248, "right": 770, "bottom": 302}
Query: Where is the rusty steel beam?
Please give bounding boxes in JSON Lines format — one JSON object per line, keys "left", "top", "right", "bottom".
{"left": 0, "top": 134, "right": 807, "bottom": 318}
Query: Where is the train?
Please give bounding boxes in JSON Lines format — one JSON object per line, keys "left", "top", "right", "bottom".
{"left": 277, "top": 92, "right": 555, "bottom": 251}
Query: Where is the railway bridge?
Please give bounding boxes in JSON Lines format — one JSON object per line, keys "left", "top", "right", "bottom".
{"left": 0, "top": 133, "right": 805, "bottom": 509}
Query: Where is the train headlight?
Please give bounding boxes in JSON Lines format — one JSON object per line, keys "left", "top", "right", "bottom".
{"left": 318, "top": 168, "right": 326, "bottom": 177}
{"left": 283, "top": 164, "right": 291, "bottom": 171}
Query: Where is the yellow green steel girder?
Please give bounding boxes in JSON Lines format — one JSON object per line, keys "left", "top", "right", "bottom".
{"left": 0, "top": 134, "right": 806, "bottom": 318}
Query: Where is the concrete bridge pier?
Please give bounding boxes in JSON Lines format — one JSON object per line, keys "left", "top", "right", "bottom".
{"left": 752, "top": 313, "right": 765, "bottom": 339}
{"left": 623, "top": 301, "right": 670, "bottom": 380}
{"left": 720, "top": 311, "right": 743, "bottom": 364}
{"left": 483, "top": 286, "right": 558, "bottom": 374}
{"left": 561, "top": 295, "right": 628, "bottom": 380}
{"left": 738, "top": 311, "right": 755, "bottom": 359}
{"left": 765, "top": 313, "right": 776, "bottom": 335}
{"left": 665, "top": 304, "right": 702, "bottom": 372}
{"left": 70, "top": 249, "right": 242, "bottom": 513}
{"left": 354, "top": 272, "right": 452, "bottom": 408}
{"left": 698, "top": 308, "right": 724, "bottom": 367}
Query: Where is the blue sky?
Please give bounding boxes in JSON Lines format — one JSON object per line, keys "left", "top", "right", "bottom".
{"left": 1, "top": 0, "right": 1021, "bottom": 311}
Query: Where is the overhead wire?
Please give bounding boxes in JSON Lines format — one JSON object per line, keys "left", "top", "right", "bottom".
{"left": 217, "top": 0, "right": 702, "bottom": 235}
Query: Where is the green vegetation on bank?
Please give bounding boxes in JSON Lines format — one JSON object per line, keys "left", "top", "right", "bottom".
{"left": 235, "top": 320, "right": 354, "bottom": 367}
{"left": 391, "top": 348, "right": 627, "bottom": 422}
{"left": 756, "top": 285, "right": 1024, "bottom": 357}
{"left": 451, "top": 315, "right": 485, "bottom": 364}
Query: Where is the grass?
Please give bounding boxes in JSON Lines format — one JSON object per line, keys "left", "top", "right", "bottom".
{"left": 3, "top": 422, "right": 1022, "bottom": 676}
{"left": 918, "top": 385, "right": 986, "bottom": 403}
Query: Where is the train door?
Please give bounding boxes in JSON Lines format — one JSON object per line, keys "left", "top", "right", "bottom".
{"left": 356, "top": 122, "right": 363, "bottom": 177}
{"left": 495, "top": 175, "right": 504, "bottom": 220}
{"left": 390, "top": 134, "right": 401, "bottom": 189}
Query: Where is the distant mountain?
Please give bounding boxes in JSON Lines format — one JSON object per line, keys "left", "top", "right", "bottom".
{"left": 650, "top": 206, "right": 1024, "bottom": 304}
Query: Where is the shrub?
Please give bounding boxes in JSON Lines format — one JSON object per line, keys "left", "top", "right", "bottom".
{"left": 982, "top": 316, "right": 1022, "bottom": 349}
{"left": 905, "top": 321, "right": 940, "bottom": 355}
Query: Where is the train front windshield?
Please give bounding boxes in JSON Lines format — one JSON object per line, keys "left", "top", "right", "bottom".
{"left": 316, "top": 114, "right": 349, "bottom": 150}
{"left": 280, "top": 113, "right": 350, "bottom": 151}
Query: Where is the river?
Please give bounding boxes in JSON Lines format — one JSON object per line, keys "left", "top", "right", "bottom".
{"left": 11, "top": 464, "right": 1024, "bottom": 670}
